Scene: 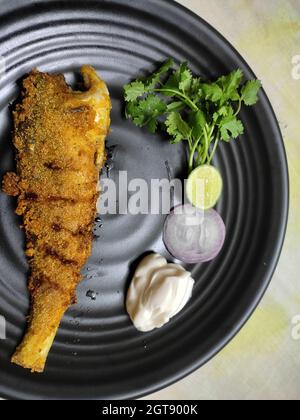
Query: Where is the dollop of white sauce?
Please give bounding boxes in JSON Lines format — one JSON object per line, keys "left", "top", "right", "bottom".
{"left": 126, "top": 253, "right": 195, "bottom": 332}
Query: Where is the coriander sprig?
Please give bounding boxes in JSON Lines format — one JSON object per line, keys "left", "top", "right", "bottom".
{"left": 124, "top": 59, "right": 262, "bottom": 173}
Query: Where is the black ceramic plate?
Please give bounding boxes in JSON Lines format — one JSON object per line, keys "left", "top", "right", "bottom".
{"left": 0, "top": 0, "right": 288, "bottom": 400}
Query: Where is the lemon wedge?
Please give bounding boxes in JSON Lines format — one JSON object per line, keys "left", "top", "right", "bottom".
{"left": 187, "top": 165, "right": 223, "bottom": 210}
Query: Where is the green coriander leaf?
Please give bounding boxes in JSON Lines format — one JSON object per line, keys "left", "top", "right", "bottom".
{"left": 213, "top": 105, "right": 234, "bottom": 122}
{"left": 144, "top": 58, "right": 174, "bottom": 89}
{"left": 138, "top": 94, "right": 167, "bottom": 116}
{"left": 138, "top": 95, "right": 168, "bottom": 133}
{"left": 146, "top": 118, "right": 158, "bottom": 134}
{"left": 178, "top": 63, "right": 193, "bottom": 93}
{"left": 241, "top": 79, "right": 262, "bottom": 106}
{"left": 202, "top": 83, "right": 223, "bottom": 102}
{"left": 162, "top": 62, "right": 192, "bottom": 95}
{"left": 125, "top": 101, "right": 145, "bottom": 126}
{"left": 217, "top": 69, "right": 244, "bottom": 102}
{"left": 163, "top": 72, "right": 178, "bottom": 90}
{"left": 188, "top": 110, "right": 206, "bottom": 140}
{"left": 190, "top": 77, "right": 203, "bottom": 102}
{"left": 219, "top": 115, "right": 244, "bottom": 141}
{"left": 125, "top": 101, "right": 136, "bottom": 119}
{"left": 167, "top": 101, "right": 186, "bottom": 112}
{"left": 126, "top": 95, "right": 167, "bottom": 133}
{"left": 161, "top": 77, "right": 180, "bottom": 96}
{"left": 124, "top": 59, "right": 174, "bottom": 102}
{"left": 165, "top": 112, "right": 192, "bottom": 143}
{"left": 158, "top": 58, "right": 175, "bottom": 73}
{"left": 124, "top": 81, "right": 147, "bottom": 102}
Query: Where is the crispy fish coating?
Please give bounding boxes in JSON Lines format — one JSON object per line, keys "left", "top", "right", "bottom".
{"left": 3, "top": 66, "right": 111, "bottom": 372}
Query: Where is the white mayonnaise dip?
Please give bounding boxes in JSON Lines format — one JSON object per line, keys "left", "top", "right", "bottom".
{"left": 126, "top": 253, "right": 195, "bottom": 332}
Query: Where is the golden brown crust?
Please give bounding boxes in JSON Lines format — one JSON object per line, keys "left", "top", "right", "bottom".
{"left": 2, "top": 172, "right": 20, "bottom": 196}
{"left": 5, "top": 67, "right": 111, "bottom": 373}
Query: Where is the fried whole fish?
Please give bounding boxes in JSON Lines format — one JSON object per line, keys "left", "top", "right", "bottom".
{"left": 2, "top": 66, "right": 111, "bottom": 372}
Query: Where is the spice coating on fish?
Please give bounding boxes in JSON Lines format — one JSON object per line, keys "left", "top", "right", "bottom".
{"left": 2, "top": 66, "right": 111, "bottom": 372}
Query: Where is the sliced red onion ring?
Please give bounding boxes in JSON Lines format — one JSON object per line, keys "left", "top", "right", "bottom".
{"left": 163, "top": 204, "right": 226, "bottom": 264}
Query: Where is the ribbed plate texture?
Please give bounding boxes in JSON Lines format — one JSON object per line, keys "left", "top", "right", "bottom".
{"left": 0, "top": 0, "right": 288, "bottom": 400}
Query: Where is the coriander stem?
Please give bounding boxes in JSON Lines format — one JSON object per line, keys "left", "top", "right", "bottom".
{"left": 188, "top": 136, "right": 202, "bottom": 173}
{"left": 202, "top": 126, "right": 210, "bottom": 165}
{"left": 209, "top": 125, "right": 215, "bottom": 138}
{"left": 207, "top": 133, "right": 220, "bottom": 164}
{"left": 196, "top": 146, "right": 203, "bottom": 167}
{"left": 154, "top": 88, "right": 199, "bottom": 112}
{"left": 235, "top": 98, "right": 242, "bottom": 116}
